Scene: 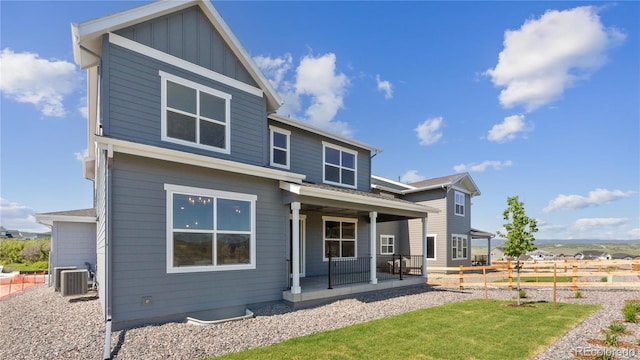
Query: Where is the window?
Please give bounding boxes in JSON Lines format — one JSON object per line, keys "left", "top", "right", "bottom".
{"left": 426, "top": 235, "right": 436, "bottom": 259}
{"left": 323, "top": 143, "right": 357, "bottom": 188}
{"left": 160, "top": 71, "right": 232, "bottom": 153}
{"left": 270, "top": 126, "right": 290, "bottom": 169}
{"left": 165, "top": 184, "right": 256, "bottom": 273}
{"left": 380, "top": 235, "right": 394, "bottom": 255}
{"left": 455, "top": 191, "right": 465, "bottom": 216}
{"left": 451, "top": 234, "right": 468, "bottom": 260}
{"left": 323, "top": 217, "right": 357, "bottom": 260}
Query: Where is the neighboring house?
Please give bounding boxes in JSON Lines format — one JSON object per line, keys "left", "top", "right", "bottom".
{"left": 611, "top": 253, "right": 635, "bottom": 260}
{"left": 35, "top": 209, "right": 97, "bottom": 285}
{"left": 71, "top": 0, "right": 438, "bottom": 334}
{"left": 574, "top": 251, "right": 612, "bottom": 260}
{"left": 371, "top": 173, "right": 494, "bottom": 268}
{"left": 491, "top": 247, "right": 506, "bottom": 262}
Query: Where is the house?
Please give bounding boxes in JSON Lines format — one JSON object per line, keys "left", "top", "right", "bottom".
{"left": 34, "top": 209, "right": 97, "bottom": 285}
{"left": 71, "top": 0, "right": 439, "bottom": 339}
{"left": 574, "top": 250, "right": 612, "bottom": 260}
{"left": 611, "top": 253, "right": 635, "bottom": 260}
{"left": 491, "top": 247, "right": 506, "bottom": 262}
{"left": 371, "top": 173, "right": 494, "bottom": 268}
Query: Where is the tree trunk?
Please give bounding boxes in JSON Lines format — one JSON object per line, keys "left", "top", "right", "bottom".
{"left": 516, "top": 260, "right": 521, "bottom": 306}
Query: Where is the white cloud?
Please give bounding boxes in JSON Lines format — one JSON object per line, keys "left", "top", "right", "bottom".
{"left": 376, "top": 74, "right": 393, "bottom": 99}
{"left": 254, "top": 53, "right": 352, "bottom": 136}
{"left": 415, "top": 116, "right": 443, "bottom": 146}
{"left": 544, "top": 188, "right": 636, "bottom": 213}
{"left": 0, "top": 48, "right": 81, "bottom": 117}
{"left": 572, "top": 217, "right": 628, "bottom": 232}
{"left": 628, "top": 228, "right": 640, "bottom": 238}
{"left": 487, "top": 114, "right": 532, "bottom": 143}
{"left": 296, "top": 53, "right": 350, "bottom": 134}
{"left": 74, "top": 148, "right": 88, "bottom": 162}
{"left": 453, "top": 160, "right": 513, "bottom": 173}
{"left": 399, "top": 170, "right": 426, "bottom": 183}
{"left": 485, "top": 6, "right": 626, "bottom": 111}
{"left": 0, "top": 198, "right": 48, "bottom": 232}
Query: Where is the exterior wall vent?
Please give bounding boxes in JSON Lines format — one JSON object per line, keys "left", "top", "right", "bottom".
{"left": 61, "top": 269, "right": 88, "bottom": 297}
{"left": 54, "top": 266, "right": 77, "bottom": 292}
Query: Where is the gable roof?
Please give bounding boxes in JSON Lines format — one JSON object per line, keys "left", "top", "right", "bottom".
{"left": 71, "top": 0, "right": 282, "bottom": 110}
{"left": 408, "top": 173, "right": 480, "bottom": 197}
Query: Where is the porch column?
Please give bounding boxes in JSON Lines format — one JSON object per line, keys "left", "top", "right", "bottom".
{"left": 291, "top": 202, "right": 301, "bottom": 294}
{"left": 487, "top": 237, "right": 492, "bottom": 265}
{"left": 369, "top": 211, "right": 378, "bottom": 284}
{"left": 421, "top": 216, "right": 428, "bottom": 278}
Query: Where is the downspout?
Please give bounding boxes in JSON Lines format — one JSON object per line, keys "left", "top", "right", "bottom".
{"left": 103, "top": 145, "right": 113, "bottom": 360}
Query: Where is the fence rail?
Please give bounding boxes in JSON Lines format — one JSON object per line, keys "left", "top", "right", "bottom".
{"left": 427, "top": 259, "right": 640, "bottom": 291}
{"left": 0, "top": 272, "right": 47, "bottom": 299}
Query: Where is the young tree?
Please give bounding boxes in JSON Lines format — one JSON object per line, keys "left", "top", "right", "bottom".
{"left": 496, "top": 196, "right": 538, "bottom": 305}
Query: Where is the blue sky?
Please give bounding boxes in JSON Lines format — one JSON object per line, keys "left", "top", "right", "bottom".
{"left": 1, "top": 1, "right": 638, "bottom": 241}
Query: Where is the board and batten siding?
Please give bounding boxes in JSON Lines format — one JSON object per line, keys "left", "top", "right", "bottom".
{"left": 114, "top": 6, "right": 257, "bottom": 88}
{"left": 108, "top": 153, "right": 288, "bottom": 329}
{"left": 447, "top": 191, "right": 472, "bottom": 267}
{"left": 102, "top": 38, "right": 268, "bottom": 167}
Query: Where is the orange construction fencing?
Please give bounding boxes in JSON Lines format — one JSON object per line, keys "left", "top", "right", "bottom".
{"left": 0, "top": 272, "right": 48, "bottom": 299}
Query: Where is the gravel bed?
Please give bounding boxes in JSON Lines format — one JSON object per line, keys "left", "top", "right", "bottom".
{"left": 1, "top": 284, "right": 638, "bottom": 360}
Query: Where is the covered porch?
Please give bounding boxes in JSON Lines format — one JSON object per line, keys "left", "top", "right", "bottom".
{"left": 280, "top": 181, "right": 439, "bottom": 305}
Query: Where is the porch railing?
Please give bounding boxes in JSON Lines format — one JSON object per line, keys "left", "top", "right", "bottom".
{"left": 328, "top": 255, "right": 424, "bottom": 288}
{"left": 328, "top": 256, "right": 371, "bottom": 289}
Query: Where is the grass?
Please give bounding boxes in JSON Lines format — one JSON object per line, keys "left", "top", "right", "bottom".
{"left": 209, "top": 299, "right": 600, "bottom": 360}
{"left": 495, "top": 276, "right": 573, "bottom": 283}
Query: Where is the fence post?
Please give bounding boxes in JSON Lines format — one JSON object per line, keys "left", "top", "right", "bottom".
{"left": 553, "top": 263, "right": 557, "bottom": 308}
{"left": 458, "top": 265, "right": 464, "bottom": 290}
{"left": 507, "top": 260, "right": 513, "bottom": 291}
{"left": 328, "top": 253, "right": 332, "bottom": 289}
{"left": 572, "top": 262, "right": 578, "bottom": 292}
{"left": 483, "top": 267, "right": 488, "bottom": 302}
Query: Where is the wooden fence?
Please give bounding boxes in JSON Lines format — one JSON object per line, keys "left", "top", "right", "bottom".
{"left": 427, "top": 259, "right": 640, "bottom": 291}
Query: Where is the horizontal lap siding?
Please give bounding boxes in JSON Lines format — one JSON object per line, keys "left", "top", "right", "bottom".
{"left": 447, "top": 193, "right": 471, "bottom": 268}
{"left": 106, "top": 43, "right": 267, "bottom": 166}
{"left": 54, "top": 222, "right": 96, "bottom": 270}
{"left": 109, "top": 154, "right": 287, "bottom": 327}
{"left": 406, "top": 192, "right": 447, "bottom": 268}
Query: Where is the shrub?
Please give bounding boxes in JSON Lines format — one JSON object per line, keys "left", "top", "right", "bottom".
{"left": 624, "top": 303, "right": 638, "bottom": 323}
{"left": 601, "top": 276, "right": 608, "bottom": 282}
{"left": 575, "top": 291, "right": 583, "bottom": 299}
{"left": 608, "top": 322, "right": 626, "bottom": 333}
{"left": 31, "top": 261, "right": 49, "bottom": 270}
{"left": 594, "top": 350, "right": 614, "bottom": 360}
{"left": 518, "top": 289, "right": 527, "bottom": 299}
{"left": 0, "top": 239, "right": 25, "bottom": 263}
{"left": 604, "top": 333, "right": 618, "bottom": 347}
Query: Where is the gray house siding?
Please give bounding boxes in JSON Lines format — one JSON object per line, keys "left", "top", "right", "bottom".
{"left": 103, "top": 41, "right": 268, "bottom": 166}
{"left": 447, "top": 191, "right": 472, "bottom": 267}
{"left": 301, "top": 212, "right": 371, "bottom": 277}
{"left": 269, "top": 120, "right": 372, "bottom": 192}
{"left": 115, "top": 6, "right": 257, "bottom": 88}
{"left": 50, "top": 222, "right": 96, "bottom": 273}
{"left": 108, "top": 153, "right": 288, "bottom": 329}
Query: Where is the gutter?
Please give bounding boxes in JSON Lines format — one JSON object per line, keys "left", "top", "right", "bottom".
{"left": 103, "top": 147, "right": 114, "bottom": 360}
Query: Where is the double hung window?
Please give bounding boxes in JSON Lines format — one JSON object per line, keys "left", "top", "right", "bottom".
{"left": 323, "top": 143, "right": 357, "bottom": 188}
{"left": 160, "top": 71, "right": 231, "bottom": 153}
{"left": 380, "top": 235, "right": 394, "bottom": 255}
{"left": 270, "top": 126, "right": 290, "bottom": 169}
{"left": 455, "top": 191, "right": 465, "bottom": 216}
{"left": 451, "top": 234, "right": 468, "bottom": 260}
{"left": 323, "top": 217, "right": 357, "bottom": 260}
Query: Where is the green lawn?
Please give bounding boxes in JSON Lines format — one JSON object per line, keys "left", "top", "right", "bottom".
{"left": 209, "top": 299, "right": 600, "bottom": 360}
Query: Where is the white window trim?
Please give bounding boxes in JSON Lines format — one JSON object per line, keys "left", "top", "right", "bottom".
{"left": 322, "top": 142, "right": 358, "bottom": 189}
{"left": 451, "top": 234, "right": 468, "bottom": 260}
{"left": 165, "top": 183, "right": 256, "bottom": 273}
{"left": 269, "top": 125, "right": 290, "bottom": 169}
{"left": 322, "top": 216, "right": 358, "bottom": 261}
{"left": 454, "top": 191, "right": 465, "bottom": 217}
{"left": 380, "top": 234, "right": 395, "bottom": 255}
{"left": 426, "top": 234, "right": 437, "bottom": 260}
{"left": 160, "top": 70, "right": 232, "bottom": 154}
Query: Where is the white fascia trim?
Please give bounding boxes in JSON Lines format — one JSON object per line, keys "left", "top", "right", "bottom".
{"left": 198, "top": 0, "right": 282, "bottom": 108}
{"left": 35, "top": 215, "right": 97, "bottom": 227}
{"left": 109, "top": 32, "right": 263, "bottom": 98}
{"left": 95, "top": 136, "right": 306, "bottom": 183}
{"left": 279, "top": 181, "right": 439, "bottom": 214}
{"left": 371, "top": 175, "right": 416, "bottom": 190}
{"left": 269, "top": 113, "right": 382, "bottom": 154}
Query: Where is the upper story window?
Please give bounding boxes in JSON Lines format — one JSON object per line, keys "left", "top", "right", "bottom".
{"left": 323, "top": 142, "right": 357, "bottom": 188}
{"left": 164, "top": 184, "right": 256, "bottom": 273}
{"left": 451, "top": 234, "right": 468, "bottom": 260}
{"left": 160, "top": 71, "right": 231, "bottom": 154}
{"left": 269, "top": 125, "right": 290, "bottom": 169}
{"left": 455, "top": 191, "right": 465, "bottom": 216}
